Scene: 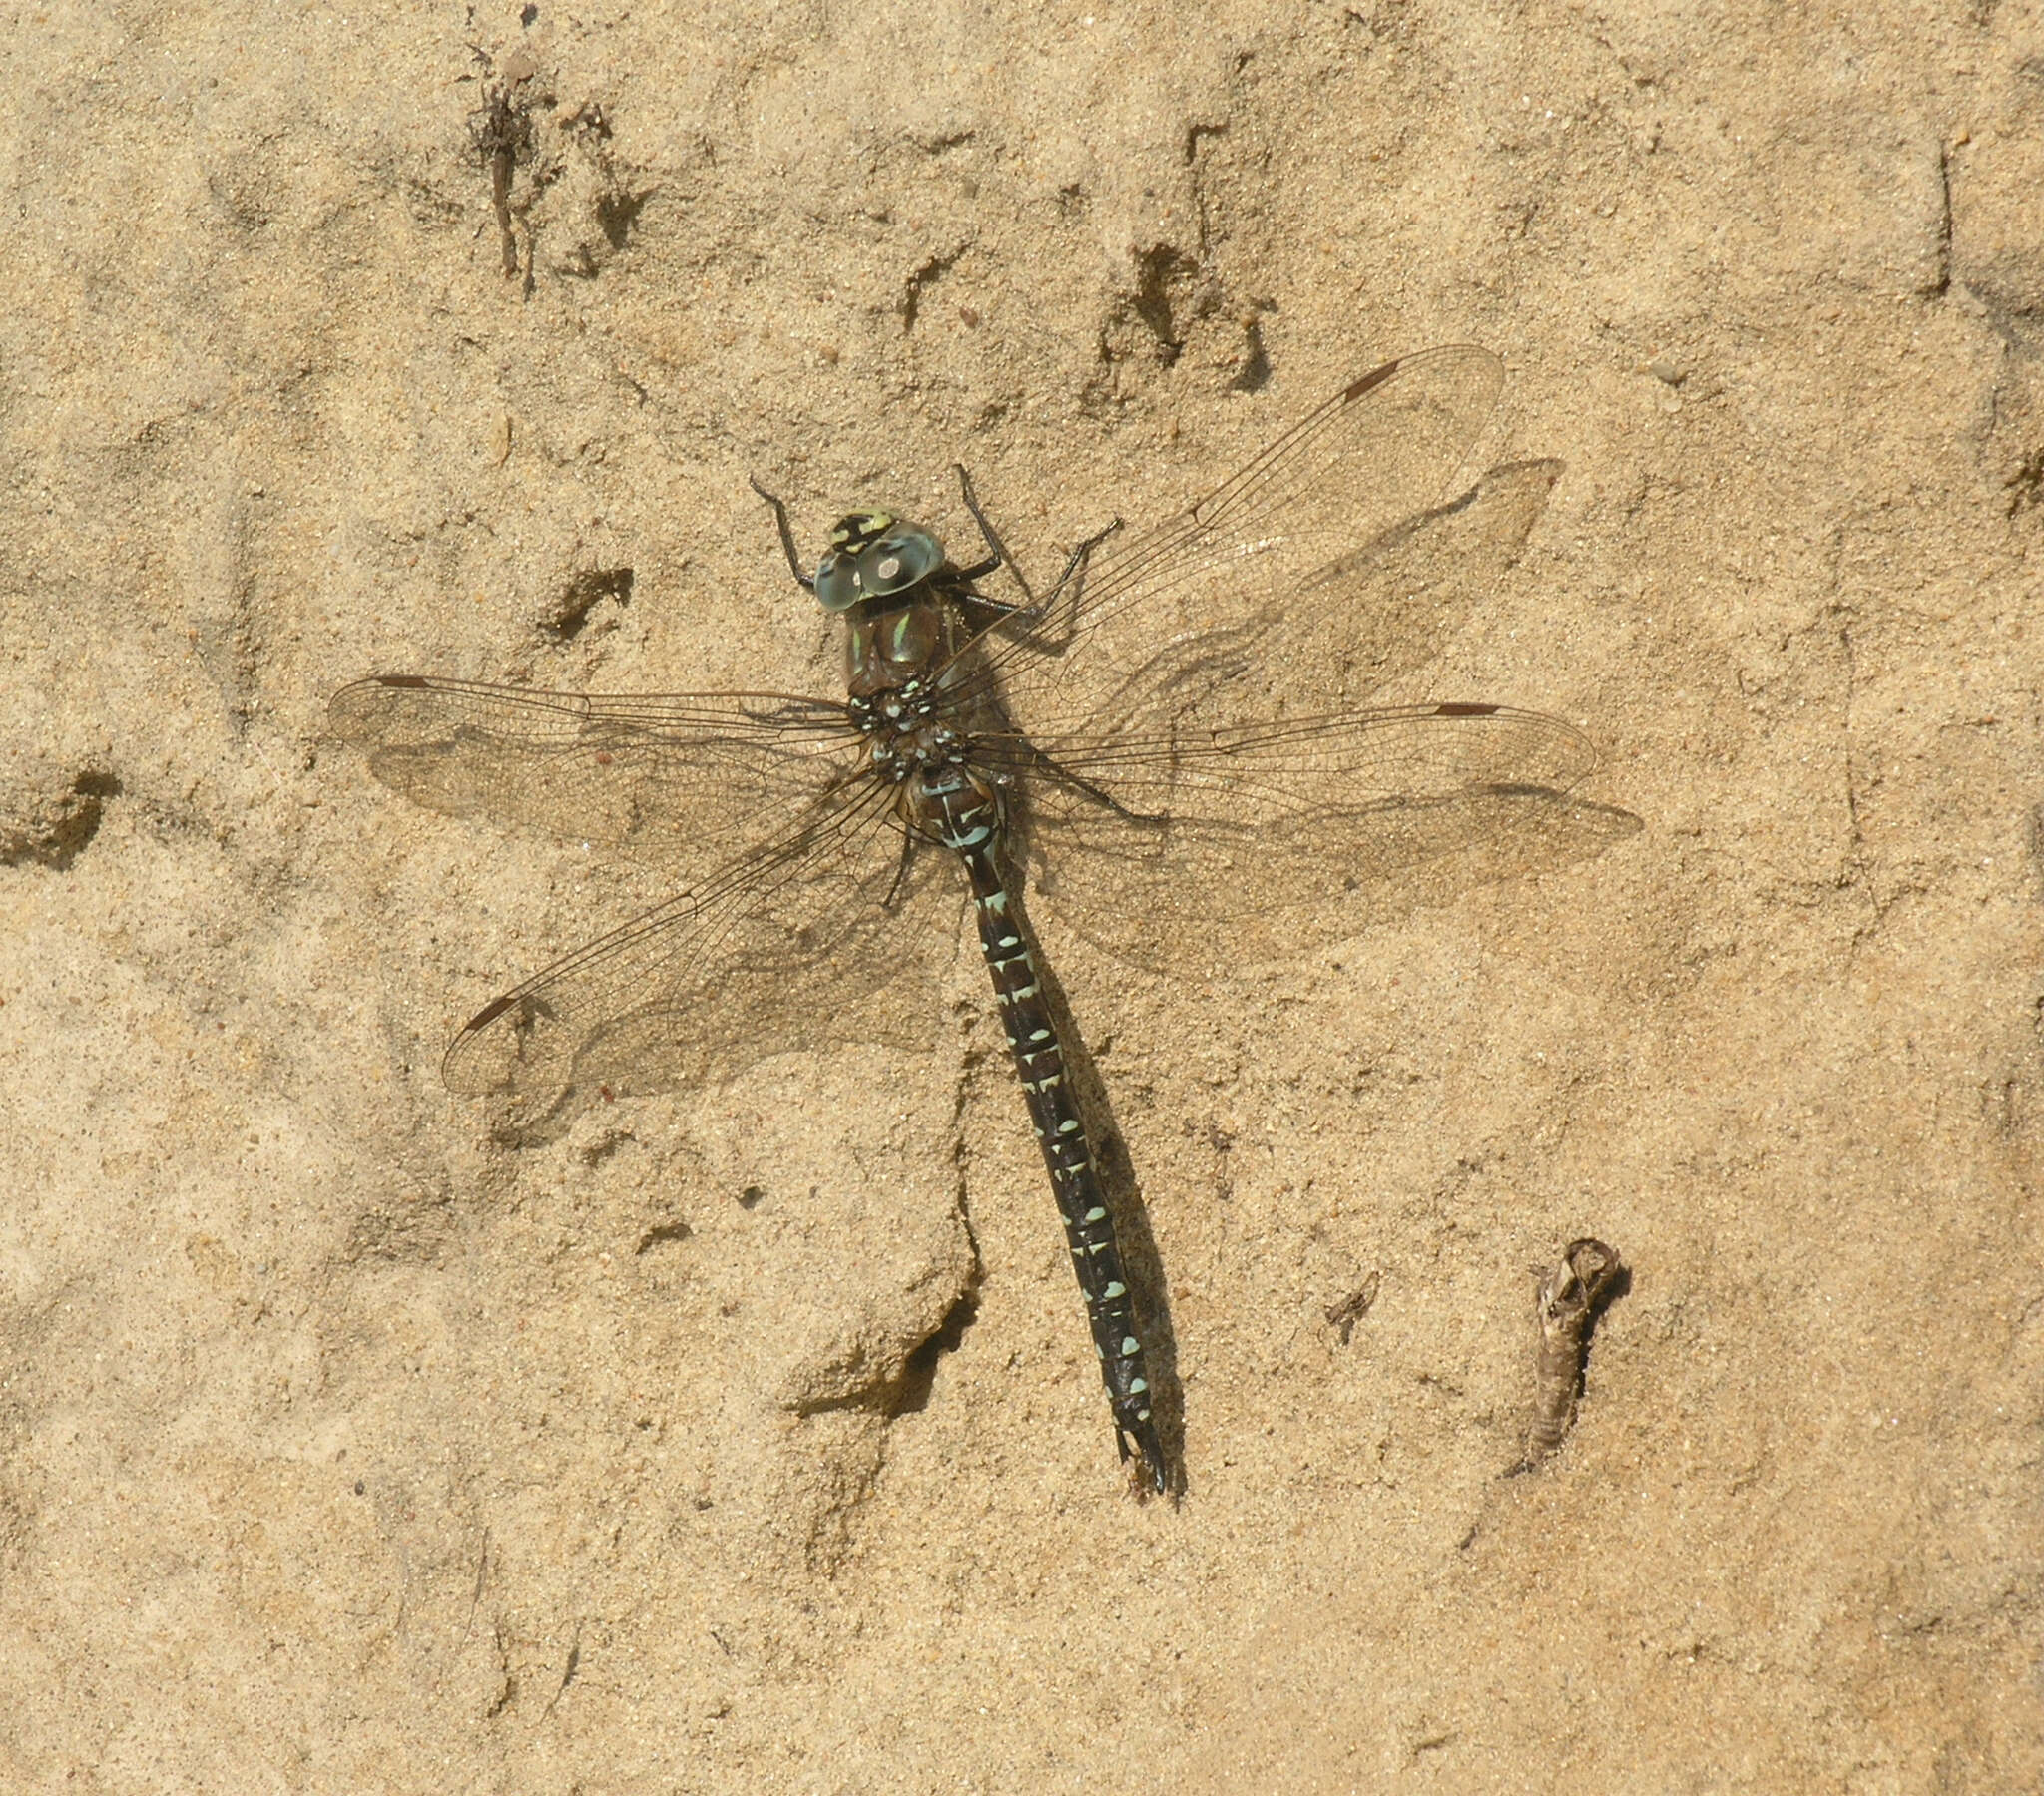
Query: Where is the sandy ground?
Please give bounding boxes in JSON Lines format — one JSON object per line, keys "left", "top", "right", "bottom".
{"left": 4, "top": 1, "right": 2042, "bottom": 1789}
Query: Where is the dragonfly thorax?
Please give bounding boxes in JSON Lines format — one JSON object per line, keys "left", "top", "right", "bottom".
{"left": 843, "top": 582, "right": 979, "bottom": 787}
{"left": 851, "top": 673, "right": 969, "bottom": 783}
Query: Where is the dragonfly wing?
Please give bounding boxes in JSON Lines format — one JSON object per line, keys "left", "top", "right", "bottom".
{"left": 1006, "top": 704, "right": 1634, "bottom": 975}
{"left": 987, "top": 458, "right": 1564, "bottom": 809}
{"left": 1009, "top": 701, "right": 1597, "bottom": 820}
{"left": 440, "top": 777, "right": 968, "bottom": 1122}
{"left": 328, "top": 675, "right": 856, "bottom": 876}
{"left": 1241, "top": 457, "right": 1562, "bottom": 715}
{"left": 1026, "top": 788, "right": 1640, "bottom": 975}
{"left": 979, "top": 344, "right": 1508, "bottom": 726}
{"left": 947, "top": 351, "right": 1606, "bottom": 973}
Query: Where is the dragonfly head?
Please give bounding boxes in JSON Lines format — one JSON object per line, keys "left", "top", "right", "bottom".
{"left": 813, "top": 512, "right": 947, "bottom": 613}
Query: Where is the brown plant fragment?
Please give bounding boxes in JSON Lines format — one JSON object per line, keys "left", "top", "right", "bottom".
{"left": 1520, "top": 1237, "right": 1625, "bottom": 1469}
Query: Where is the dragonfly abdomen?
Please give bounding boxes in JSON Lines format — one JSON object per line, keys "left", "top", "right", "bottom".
{"left": 919, "top": 768, "right": 1169, "bottom": 1492}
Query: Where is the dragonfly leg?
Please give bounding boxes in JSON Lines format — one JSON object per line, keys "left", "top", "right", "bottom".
{"left": 952, "top": 464, "right": 1122, "bottom": 641}
{"left": 951, "top": 463, "right": 1023, "bottom": 593}
{"left": 749, "top": 476, "right": 817, "bottom": 592}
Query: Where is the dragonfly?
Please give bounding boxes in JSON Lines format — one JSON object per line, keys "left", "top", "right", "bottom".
{"left": 328, "top": 344, "right": 1604, "bottom": 1494}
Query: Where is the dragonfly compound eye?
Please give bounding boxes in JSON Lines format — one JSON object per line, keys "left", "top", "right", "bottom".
{"left": 813, "top": 549, "right": 863, "bottom": 612}
{"left": 858, "top": 528, "right": 943, "bottom": 598}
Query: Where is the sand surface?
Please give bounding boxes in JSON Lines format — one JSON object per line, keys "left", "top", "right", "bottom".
{"left": 4, "top": 1, "right": 2042, "bottom": 1789}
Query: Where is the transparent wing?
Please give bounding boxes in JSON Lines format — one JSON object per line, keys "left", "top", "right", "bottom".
{"left": 979, "top": 460, "right": 1564, "bottom": 796}
{"left": 1000, "top": 700, "right": 1595, "bottom": 822}
{"left": 328, "top": 675, "right": 857, "bottom": 880}
{"left": 959, "top": 449, "right": 1605, "bottom": 971}
{"left": 923, "top": 350, "right": 1621, "bottom": 972}
{"left": 972, "top": 344, "right": 1509, "bottom": 732}
{"left": 1032, "top": 786, "right": 1639, "bottom": 975}
{"left": 1000, "top": 703, "right": 1627, "bottom": 972}
{"left": 439, "top": 773, "right": 968, "bottom": 1122}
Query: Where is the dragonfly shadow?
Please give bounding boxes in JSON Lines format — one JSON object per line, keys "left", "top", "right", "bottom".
{"left": 1283, "top": 457, "right": 1565, "bottom": 696}
{"left": 1305, "top": 785, "right": 1644, "bottom": 945}
{"left": 471, "top": 928, "right": 965, "bottom": 1150}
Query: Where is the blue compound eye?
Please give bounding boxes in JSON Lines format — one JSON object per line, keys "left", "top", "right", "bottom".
{"left": 813, "top": 550, "right": 863, "bottom": 612}
{"left": 857, "top": 527, "right": 943, "bottom": 597}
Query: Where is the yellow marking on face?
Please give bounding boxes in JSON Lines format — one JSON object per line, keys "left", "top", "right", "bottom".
{"left": 829, "top": 510, "right": 896, "bottom": 550}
